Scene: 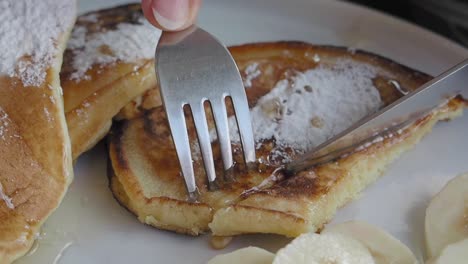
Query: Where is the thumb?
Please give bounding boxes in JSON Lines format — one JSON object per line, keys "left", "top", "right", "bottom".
{"left": 141, "top": 0, "right": 202, "bottom": 31}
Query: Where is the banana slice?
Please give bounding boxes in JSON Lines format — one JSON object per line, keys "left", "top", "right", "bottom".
{"left": 324, "top": 221, "right": 418, "bottom": 264}
{"left": 207, "top": 246, "right": 275, "bottom": 264}
{"left": 425, "top": 172, "right": 468, "bottom": 258}
{"left": 426, "top": 238, "right": 468, "bottom": 264}
{"left": 273, "top": 232, "right": 375, "bottom": 264}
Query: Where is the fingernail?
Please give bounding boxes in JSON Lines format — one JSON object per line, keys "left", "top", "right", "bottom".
{"left": 151, "top": 0, "right": 189, "bottom": 30}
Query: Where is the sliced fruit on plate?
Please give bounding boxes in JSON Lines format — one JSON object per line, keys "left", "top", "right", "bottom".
{"left": 425, "top": 172, "right": 468, "bottom": 258}
{"left": 324, "top": 221, "right": 418, "bottom": 264}
{"left": 207, "top": 246, "right": 274, "bottom": 264}
{"left": 272, "top": 233, "right": 375, "bottom": 264}
{"left": 426, "top": 238, "right": 468, "bottom": 264}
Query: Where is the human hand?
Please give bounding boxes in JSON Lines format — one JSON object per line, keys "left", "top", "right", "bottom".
{"left": 141, "top": 0, "right": 202, "bottom": 31}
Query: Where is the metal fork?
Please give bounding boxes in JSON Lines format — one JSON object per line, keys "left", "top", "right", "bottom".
{"left": 155, "top": 26, "right": 256, "bottom": 200}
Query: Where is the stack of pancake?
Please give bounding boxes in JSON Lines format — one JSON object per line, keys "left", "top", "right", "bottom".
{"left": 1, "top": 3, "right": 466, "bottom": 263}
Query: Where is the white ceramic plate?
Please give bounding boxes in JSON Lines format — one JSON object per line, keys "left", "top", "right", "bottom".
{"left": 17, "top": 0, "right": 468, "bottom": 263}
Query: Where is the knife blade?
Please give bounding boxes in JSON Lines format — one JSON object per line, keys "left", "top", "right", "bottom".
{"left": 285, "top": 59, "right": 468, "bottom": 175}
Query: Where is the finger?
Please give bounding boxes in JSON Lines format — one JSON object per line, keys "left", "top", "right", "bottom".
{"left": 142, "top": 0, "right": 202, "bottom": 31}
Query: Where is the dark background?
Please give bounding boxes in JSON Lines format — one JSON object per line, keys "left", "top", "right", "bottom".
{"left": 348, "top": 0, "right": 468, "bottom": 47}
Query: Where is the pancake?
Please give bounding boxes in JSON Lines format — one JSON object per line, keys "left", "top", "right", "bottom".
{"left": 115, "top": 87, "right": 161, "bottom": 120}
{"left": 60, "top": 4, "right": 160, "bottom": 160}
{"left": 0, "top": 1, "right": 76, "bottom": 262}
{"left": 108, "top": 42, "right": 467, "bottom": 239}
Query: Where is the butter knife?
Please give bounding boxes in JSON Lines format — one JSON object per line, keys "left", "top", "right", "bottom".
{"left": 285, "top": 59, "right": 468, "bottom": 175}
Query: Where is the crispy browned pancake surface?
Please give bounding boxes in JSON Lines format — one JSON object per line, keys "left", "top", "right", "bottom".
{"left": 61, "top": 4, "right": 157, "bottom": 160}
{"left": 108, "top": 42, "right": 467, "bottom": 238}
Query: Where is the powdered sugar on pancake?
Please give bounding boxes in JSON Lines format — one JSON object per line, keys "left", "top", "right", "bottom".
{"left": 243, "top": 62, "right": 261, "bottom": 88}
{"left": 0, "top": 0, "right": 76, "bottom": 87}
{"left": 0, "top": 181, "right": 14, "bottom": 209}
{"left": 67, "top": 17, "right": 161, "bottom": 81}
{"left": 0, "top": 108, "right": 22, "bottom": 143}
{"left": 227, "top": 60, "right": 381, "bottom": 152}
{"left": 0, "top": 109, "right": 9, "bottom": 141}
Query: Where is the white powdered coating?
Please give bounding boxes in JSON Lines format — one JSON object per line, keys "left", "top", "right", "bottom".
{"left": 0, "top": 108, "right": 22, "bottom": 142}
{"left": 0, "top": 109, "right": 9, "bottom": 141}
{"left": 43, "top": 107, "right": 54, "bottom": 123}
{"left": 68, "top": 18, "right": 162, "bottom": 80}
{"left": 0, "top": 182, "right": 14, "bottom": 209}
{"left": 229, "top": 60, "right": 382, "bottom": 152}
{"left": 0, "top": 0, "right": 76, "bottom": 87}
{"left": 243, "top": 62, "right": 261, "bottom": 88}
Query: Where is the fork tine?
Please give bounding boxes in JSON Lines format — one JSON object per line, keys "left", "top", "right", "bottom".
{"left": 190, "top": 101, "right": 217, "bottom": 186}
{"left": 230, "top": 93, "right": 256, "bottom": 164}
{"left": 165, "top": 104, "right": 198, "bottom": 200}
{"left": 211, "top": 98, "right": 233, "bottom": 171}
{"left": 157, "top": 26, "right": 258, "bottom": 196}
